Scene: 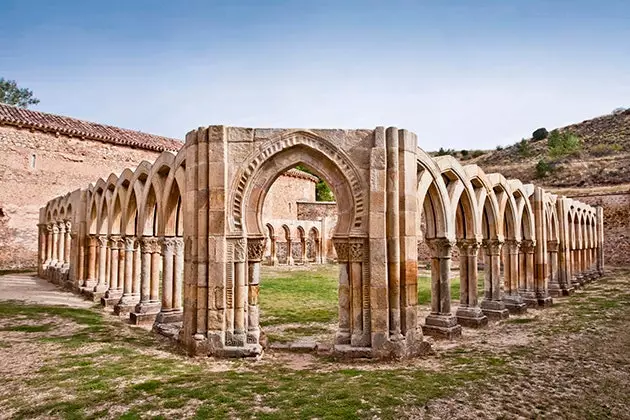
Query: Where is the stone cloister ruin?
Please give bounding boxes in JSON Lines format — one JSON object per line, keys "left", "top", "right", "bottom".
{"left": 38, "top": 126, "right": 604, "bottom": 359}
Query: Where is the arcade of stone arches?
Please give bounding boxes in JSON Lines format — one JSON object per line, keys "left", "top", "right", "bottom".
{"left": 38, "top": 126, "right": 604, "bottom": 359}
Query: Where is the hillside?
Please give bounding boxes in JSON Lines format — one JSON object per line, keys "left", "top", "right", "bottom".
{"left": 465, "top": 108, "right": 630, "bottom": 188}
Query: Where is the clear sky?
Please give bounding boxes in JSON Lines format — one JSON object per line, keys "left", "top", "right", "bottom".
{"left": 2, "top": 0, "right": 629, "bottom": 150}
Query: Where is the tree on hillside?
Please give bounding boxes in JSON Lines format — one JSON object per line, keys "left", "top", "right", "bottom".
{"left": 0, "top": 78, "right": 40, "bottom": 108}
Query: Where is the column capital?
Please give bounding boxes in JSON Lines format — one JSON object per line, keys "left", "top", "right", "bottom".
{"left": 140, "top": 236, "right": 161, "bottom": 253}
{"left": 504, "top": 239, "right": 521, "bottom": 253}
{"left": 232, "top": 237, "right": 247, "bottom": 262}
{"left": 57, "top": 221, "right": 66, "bottom": 233}
{"left": 482, "top": 238, "right": 504, "bottom": 255}
{"left": 333, "top": 238, "right": 350, "bottom": 262}
{"left": 108, "top": 235, "right": 122, "bottom": 249}
{"left": 52, "top": 224, "right": 60, "bottom": 234}
{"left": 162, "top": 237, "right": 178, "bottom": 254}
{"left": 124, "top": 236, "right": 136, "bottom": 251}
{"left": 547, "top": 240, "right": 559, "bottom": 252}
{"left": 456, "top": 238, "right": 481, "bottom": 256}
{"left": 174, "top": 237, "right": 184, "bottom": 253}
{"left": 64, "top": 219, "right": 72, "bottom": 231}
{"left": 96, "top": 234, "right": 108, "bottom": 247}
{"left": 520, "top": 239, "right": 536, "bottom": 254}
{"left": 349, "top": 238, "right": 367, "bottom": 262}
{"left": 247, "top": 237, "right": 266, "bottom": 262}
{"left": 426, "top": 238, "right": 455, "bottom": 258}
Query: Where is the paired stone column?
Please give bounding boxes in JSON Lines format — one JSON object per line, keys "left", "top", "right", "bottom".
{"left": 38, "top": 224, "right": 47, "bottom": 276}
{"left": 103, "top": 235, "right": 123, "bottom": 305}
{"left": 455, "top": 239, "right": 487, "bottom": 327}
{"left": 84, "top": 234, "right": 98, "bottom": 288}
{"left": 55, "top": 221, "right": 66, "bottom": 268}
{"left": 268, "top": 235, "right": 278, "bottom": 266}
{"left": 246, "top": 237, "right": 265, "bottom": 346}
{"left": 131, "top": 236, "right": 161, "bottom": 324}
{"left": 502, "top": 239, "right": 527, "bottom": 313}
{"left": 156, "top": 237, "right": 184, "bottom": 323}
{"left": 480, "top": 239, "right": 509, "bottom": 320}
{"left": 94, "top": 235, "right": 108, "bottom": 293}
{"left": 45, "top": 224, "right": 54, "bottom": 265}
{"left": 300, "top": 237, "right": 308, "bottom": 264}
{"left": 115, "top": 236, "right": 140, "bottom": 314}
{"left": 423, "top": 238, "right": 461, "bottom": 339}
{"left": 547, "top": 240, "right": 563, "bottom": 296}
{"left": 520, "top": 239, "right": 540, "bottom": 307}
{"left": 51, "top": 223, "right": 59, "bottom": 264}
{"left": 334, "top": 239, "right": 351, "bottom": 344}
{"left": 63, "top": 220, "right": 72, "bottom": 267}
{"left": 286, "top": 237, "right": 294, "bottom": 265}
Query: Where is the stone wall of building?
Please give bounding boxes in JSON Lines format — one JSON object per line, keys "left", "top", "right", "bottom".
{"left": 566, "top": 190, "right": 630, "bottom": 266}
{"left": 0, "top": 125, "right": 163, "bottom": 268}
{"left": 262, "top": 171, "right": 317, "bottom": 220}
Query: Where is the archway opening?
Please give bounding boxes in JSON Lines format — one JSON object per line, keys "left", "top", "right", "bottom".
{"left": 251, "top": 150, "right": 349, "bottom": 349}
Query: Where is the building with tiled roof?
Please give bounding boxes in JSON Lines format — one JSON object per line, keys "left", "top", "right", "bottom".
{"left": 0, "top": 103, "right": 182, "bottom": 152}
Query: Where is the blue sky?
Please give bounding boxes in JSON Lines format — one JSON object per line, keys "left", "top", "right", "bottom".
{"left": 3, "top": 0, "right": 629, "bottom": 150}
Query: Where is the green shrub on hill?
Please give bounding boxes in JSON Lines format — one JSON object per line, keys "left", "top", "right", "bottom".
{"left": 548, "top": 130, "right": 581, "bottom": 158}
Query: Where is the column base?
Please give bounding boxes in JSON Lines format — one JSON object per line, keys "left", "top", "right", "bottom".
{"left": 335, "top": 330, "right": 351, "bottom": 345}
{"left": 422, "top": 314, "right": 462, "bottom": 340}
{"left": 93, "top": 284, "right": 108, "bottom": 293}
{"left": 503, "top": 295, "right": 527, "bottom": 314}
{"left": 130, "top": 301, "right": 161, "bottom": 326}
{"left": 155, "top": 309, "right": 183, "bottom": 324}
{"left": 480, "top": 300, "right": 510, "bottom": 320}
{"left": 101, "top": 296, "right": 121, "bottom": 308}
{"left": 81, "top": 289, "right": 105, "bottom": 302}
{"left": 455, "top": 306, "right": 488, "bottom": 328}
{"left": 114, "top": 294, "right": 140, "bottom": 315}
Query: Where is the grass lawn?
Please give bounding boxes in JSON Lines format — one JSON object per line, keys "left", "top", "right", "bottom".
{"left": 259, "top": 265, "right": 485, "bottom": 342}
{"left": 1, "top": 269, "right": 630, "bottom": 418}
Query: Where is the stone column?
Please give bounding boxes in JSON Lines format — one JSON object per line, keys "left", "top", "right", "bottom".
{"left": 247, "top": 237, "right": 265, "bottom": 346}
{"left": 150, "top": 237, "right": 162, "bottom": 303}
{"left": 84, "top": 234, "right": 97, "bottom": 288}
{"left": 173, "top": 237, "right": 184, "bottom": 311}
{"left": 38, "top": 224, "right": 47, "bottom": 276}
{"left": 480, "top": 239, "right": 509, "bottom": 320}
{"left": 133, "top": 239, "right": 141, "bottom": 297}
{"left": 55, "top": 221, "right": 66, "bottom": 268}
{"left": 63, "top": 221, "right": 72, "bottom": 266}
{"left": 455, "top": 239, "right": 487, "bottom": 327}
{"left": 132, "top": 237, "right": 161, "bottom": 321}
{"left": 349, "top": 238, "right": 369, "bottom": 346}
{"left": 268, "top": 235, "right": 278, "bottom": 266}
{"left": 385, "top": 127, "right": 402, "bottom": 341}
{"left": 286, "top": 238, "right": 294, "bottom": 265}
{"left": 156, "top": 237, "right": 183, "bottom": 324}
{"left": 232, "top": 238, "right": 247, "bottom": 346}
{"left": 334, "top": 239, "right": 351, "bottom": 345}
{"left": 115, "top": 236, "right": 139, "bottom": 313}
{"left": 301, "top": 237, "right": 308, "bottom": 265}
{"left": 502, "top": 239, "right": 526, "bottom": 313}
{"left": 547, "top": 240, "right": 563, "bottom": 296}
{"left": 45, "top": 224, "right": 53, "bottom": 265}
{"left": 51, "top": 223, "right": 59, "bottom": 264}
{"left": 520, "top": 239, "right": 541, "bottom": 307}
{"left": 423, "top": 238, "right": 461, "bottom": 339}
{"left": 104, "top": 236, "right": 122, "bottom": 301}
{"left": 161, "top": 238, "right": 176, "bottom": 312}
{"left": 94, "top": 235, "right": 108, "bottom": 293}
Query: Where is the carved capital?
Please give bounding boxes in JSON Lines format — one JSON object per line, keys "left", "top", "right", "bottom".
{"left": 47, "top": 224, "right": 54, "bottom": 233}
{"left": 504, "top": 239, "right": 521, "bottom": 254}
{"left": 124, "top": 236, "right": 136, "bottom": 251}
{"left": 162, "top": 237, "right": 178, "bottom": 254}
{"left": 547, "top": 240, "right": 559, "bottom": 253}
{"left": 52, "top": 224, "right": 60, "bottom": 234}
{"left": 108, "top": 235, "right": 122, "bottom": 249}
{"left": 426, "top": 238, "right": 454, "bottom": 258}
{"left": 333, "top": 239, "right": 350, "bottom": 262}
{"left": 456, "top": 238, "right": 481, "bottom": 256}
{"left": 233, "top": 238, "right": 247, "bottom": 262}
{"left": 247, "top": 238, "right": 266, "bottom": 262}
{"left": 349, "top": 239, "right": 366, "bottom": 262}
{"left": 482, "top": 238, "right": 504, "bottom": 256}
{"left": 64, "top": 220, "right": 72, "bottom": 232}
{"left": 140, "top": 236, "right": 161, "bottom": 254}
{"left": 96, "top": 235, "right": 108, "bottom": 247}
{"left": 520, "top": 239, "right": 535, "bottom": 254}
{"left": 57, "top": 221, "right": 66, "bottom": 233}
{"left": 174, "top": 237, "right": 184, "bottom": 254}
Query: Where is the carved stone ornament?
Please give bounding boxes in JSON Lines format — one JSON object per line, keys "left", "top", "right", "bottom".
{"left": 247, "top": 238, "right": 266, "bottom": 262}
{"left": 349, "top": 240, "right": 365, "bottom": 262}
{"left": 426, "top": 238, "right": 455, "bottom": 258}
{"left": 333, "top": 240, "right": 350, "bottom": 262}
{"left": 233, "top": 238, "right": 247, "bottom": 262}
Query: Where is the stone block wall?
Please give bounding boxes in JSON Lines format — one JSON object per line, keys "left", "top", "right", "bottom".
{"left": 0, "top": 125, "right": 162, "bottom": 269}
{"left": 262, "top": 172, "right": 316, "bottom": 220}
